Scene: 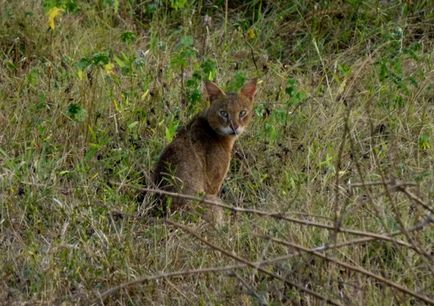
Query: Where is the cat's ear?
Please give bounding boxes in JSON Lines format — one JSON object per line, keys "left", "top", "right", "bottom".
{"left": 240, "top": 79, "right": 257, "bottom": 100}
{"left": 205, "top": 81, "right": 225, "bottom": 101}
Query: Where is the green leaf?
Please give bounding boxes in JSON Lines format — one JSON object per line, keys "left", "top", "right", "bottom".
{"left": 76, "top": 57, "right": 91, "bottom": 70}
{"left": 67, "top": 103, "right": 87, "bottom": 122}
{"left": 418, "top": 134, "right": 431, "bottom": 150}
{"left": 165, "top": 120, "right": 179, "bottom": 142}
{"left": 201, "top": 59, "right": 217, "bottom": 81}
{"left": 170, "top": 0, "right": 187, "bottom": 10}
{"left": 128, "top": 121, "right": 139, "bottom": 129}
{"left": 121, "top": 31, "right": 137, "bottom": 44}
{"left": 180, "top": 35, "right": 194, "bottom": 48}
{"left": 285, "top": 78, "right": 296, "bottom": 97}
{"left": 227, "top": 72, "right": 246, "bottom": 92}
{"left": 43, "top": 0, "right": 78, "bottom": 12}
{"left": 92, "top": 52, "right": 110, "bottom": 66}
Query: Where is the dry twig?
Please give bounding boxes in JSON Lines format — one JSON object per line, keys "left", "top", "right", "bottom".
{"left": 120, "top": 185, "right": 425, "bottom": 246}
{"left": 261, "top": 235, "right": 434, "bottom": 305}
{"left": 92, "top": 215, "right": 432, "bottom": 304}
{"left": 166, "top": 220, "right": 341, "bottom": 305}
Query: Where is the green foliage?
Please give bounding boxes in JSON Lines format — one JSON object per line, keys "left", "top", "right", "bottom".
{"left": 165, "top": 119, "right": 179, "bottom": 142}
{"left": 226, "top": 72, "right": 246, "bottom": 92}
{"left": 201, "top": 58, "right": 217, "bottom": 81}
{"left": 285, "top": 78, "right": 306, "bottom": 107}
{"left": 418, "top": 134, "right": 431, "bottom": 150}
{"left": 120, "top": 31, "right": 137, "bottom": 44}
{"left": 76, "top": 51, "right": 110, "bottom": 71}
{"left": 102, "top": 0, "right": 119, "bottom": 13}
{"left": 170, "top": 35, "right": 197, "bottom": 71}
{"left": 184, "top": 58, "right": 217, "bottom": 108}
{"left": 170, "top": 0, "right": 188, "bottom": 10}
{"left": 67, "top": 103, "right": 87, "bottom": 121}
{"left": 43, "top": 0, "right": 78, "bottom": 12}
{"left": 261, "top": 78, "right": 306, "bottom": 143}
{"left": 113, "top": 52, "right": 137, "bottom": 74}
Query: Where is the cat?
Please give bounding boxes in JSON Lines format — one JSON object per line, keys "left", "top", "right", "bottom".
{"left": 153, "top": 79, "right": 257, "bottom": 224}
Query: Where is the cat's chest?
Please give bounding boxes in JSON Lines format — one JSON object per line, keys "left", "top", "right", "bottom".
{"left": 203, "top": 141, "right": 233, "bottom": 191}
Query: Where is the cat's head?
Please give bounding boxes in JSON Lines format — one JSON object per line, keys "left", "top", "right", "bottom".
{"left": 205, "top": 79, "right": 257, "bottom": 137}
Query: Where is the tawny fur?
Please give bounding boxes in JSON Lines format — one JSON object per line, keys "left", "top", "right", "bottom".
{"left": 153, "top": 79, "right": 257, "bottom": 224}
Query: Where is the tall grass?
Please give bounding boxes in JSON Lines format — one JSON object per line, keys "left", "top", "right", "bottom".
{"left": 1, "top": 0, "right": 433, "bottom": 304}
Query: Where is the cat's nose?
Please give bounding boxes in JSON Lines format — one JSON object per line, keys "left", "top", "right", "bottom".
{"left": 230, "top": 125, "right": 239, "bottom": 135}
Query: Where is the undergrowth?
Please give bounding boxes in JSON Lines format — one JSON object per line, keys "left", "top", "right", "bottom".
{"left": 0, "top": 0, "right": 433, "bottom": 305}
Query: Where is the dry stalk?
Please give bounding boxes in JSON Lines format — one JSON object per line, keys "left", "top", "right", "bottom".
{"left": 120, "top": 185, "right": 423, "bottom": 246}
{"left": 92, "top": 266, "right": 247, "bottom": 304}
{"left": 350, "top": 181, "right": 433, "bottom": 214}
{"left": 166, "top": 220, "right": 342, "bottom": 305}
{"left": 310, "top": 214, "right": 433, "bottom": 251}
{"left": 366, "top": 99, "right": 433, "bottom": 263}
{"left": 261, "top": 235, "right": 434, "bottom": 305}
{"left": 332, "top": 50, "right": 379, "bottom": 247}
{"left": 92, "top": 215, "right": 432, "bottom": 304}
{"left": 349, "top": 181, "right": 416, "bottom": 188}
{"left": 230, "top": 271, "right": 267, "bottom": 306}
{"left": 397, "top": 186, "right": 433, "bottom": 214}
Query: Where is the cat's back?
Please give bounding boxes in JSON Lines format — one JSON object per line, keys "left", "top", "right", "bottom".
{"left": 153, "top": 114, "right": 215, "bottom": 184}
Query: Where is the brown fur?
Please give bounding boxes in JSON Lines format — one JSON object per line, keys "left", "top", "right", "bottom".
{"left": 153, "top": 79, "right": 257, "bottom": 223}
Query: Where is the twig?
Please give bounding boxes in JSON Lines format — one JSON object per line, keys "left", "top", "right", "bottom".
{"left": 331, "top": 49, "right": 378, "bottom": 246}
{"left": 166, "top": 220, "right": 342, "bottom": 306}
{"left": 310, "top": 215, "right": 433, "bottom": 252}
{"left": 92, "top": 216, "right": 432, "bottom": 304}
{"left": 349, "top": 180, "right": 433, "bottom": 214}
{"left": 230, "top": 272, "right": 267, "bottom": 306}
{"left": 260, "top": 235, "right": 434, "bottom": 305}
{"left": 117, "top": 184, "right": 426, "bottom": 245}
{"left": 93, "top": 255, "right": 300, "bottom": 303}
{"left": 93, "top": 266, "right": 246, "bottom": 304}
{"left": 346, "top": 95, "right": 433, "bottom": 277}
{"left": 349, "top": 181, "right": 417, "bottom": 188}
{"left": 366, "top": 99, "right": 433, "bottom": 263}
{"left": 243, "top": 33, "right": 259, "bottom": 72}
{"left": 332, "top": 106, "right": 350, "bottom": 246}
{"left": 397, "top": 186, "right": 433, "bottom": 214}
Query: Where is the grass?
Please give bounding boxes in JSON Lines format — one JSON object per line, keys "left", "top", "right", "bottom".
{"left": 1, "top": 0, "right": 433, "bottom": 304}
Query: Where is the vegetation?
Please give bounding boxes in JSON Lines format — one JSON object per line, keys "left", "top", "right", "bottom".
{"left": 1, "top": 0, "right": 433, "bottom": 304}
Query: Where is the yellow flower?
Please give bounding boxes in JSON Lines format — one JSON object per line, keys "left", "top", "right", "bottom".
{"left": 104, "top": 63, "right": 115, "bottom": 75}
{"left": 47, "top": 7, "right": 64, "bottom": 30}
{"left": 246, "top": 27, "right": 256, "bottom": 39}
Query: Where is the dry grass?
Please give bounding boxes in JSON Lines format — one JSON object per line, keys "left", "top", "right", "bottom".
{"left": 1, "top": 0, "right": 433, "bottom": 305}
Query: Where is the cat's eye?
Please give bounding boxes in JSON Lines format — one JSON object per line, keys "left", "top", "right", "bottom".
{"left": 239, "top": 110, "right": 247, "bottom": 118}
{"left": 219, "top": 110, "right": 228, "bottom": 118}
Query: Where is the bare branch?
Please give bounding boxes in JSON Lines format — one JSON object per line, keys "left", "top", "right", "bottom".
{"left": 397, "top": 186, "right": 434, "bottom": 214}
{"left": 230, "top": 272, "right": 267, "bottom": 306}
{"left": 92, "top": 216, "right": 432, "bottom": 304}
{"left": 349, "top": 181, "right": 417, "bottom": 188}
{"left": 93, "top": 266, "right": 244, "bottom": 304}
{"left": 120, "top": 185, "right": 427, "bottom": 245}
{"left": 349, "top": 180, "right": 433, "bottom": 214}
{"left": 261, "top": 235, "right": 434, "bottom": 305}
{"left": 166, "top": 220, "right": 342, "bottom": 305}
{"left": 366, "top": 100, "right": 434, "bottom": 263}
{"left": 310, "top": 215, "right": 433, "bottom": 251}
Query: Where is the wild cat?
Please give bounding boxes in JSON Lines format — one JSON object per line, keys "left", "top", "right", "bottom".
{"left": 153, "top": 79, "right": 257, "bottom": 224}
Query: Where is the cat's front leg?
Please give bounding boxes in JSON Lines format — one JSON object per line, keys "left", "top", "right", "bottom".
{"left": 203, "top": 194, "right": 225, "bottom": 227}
